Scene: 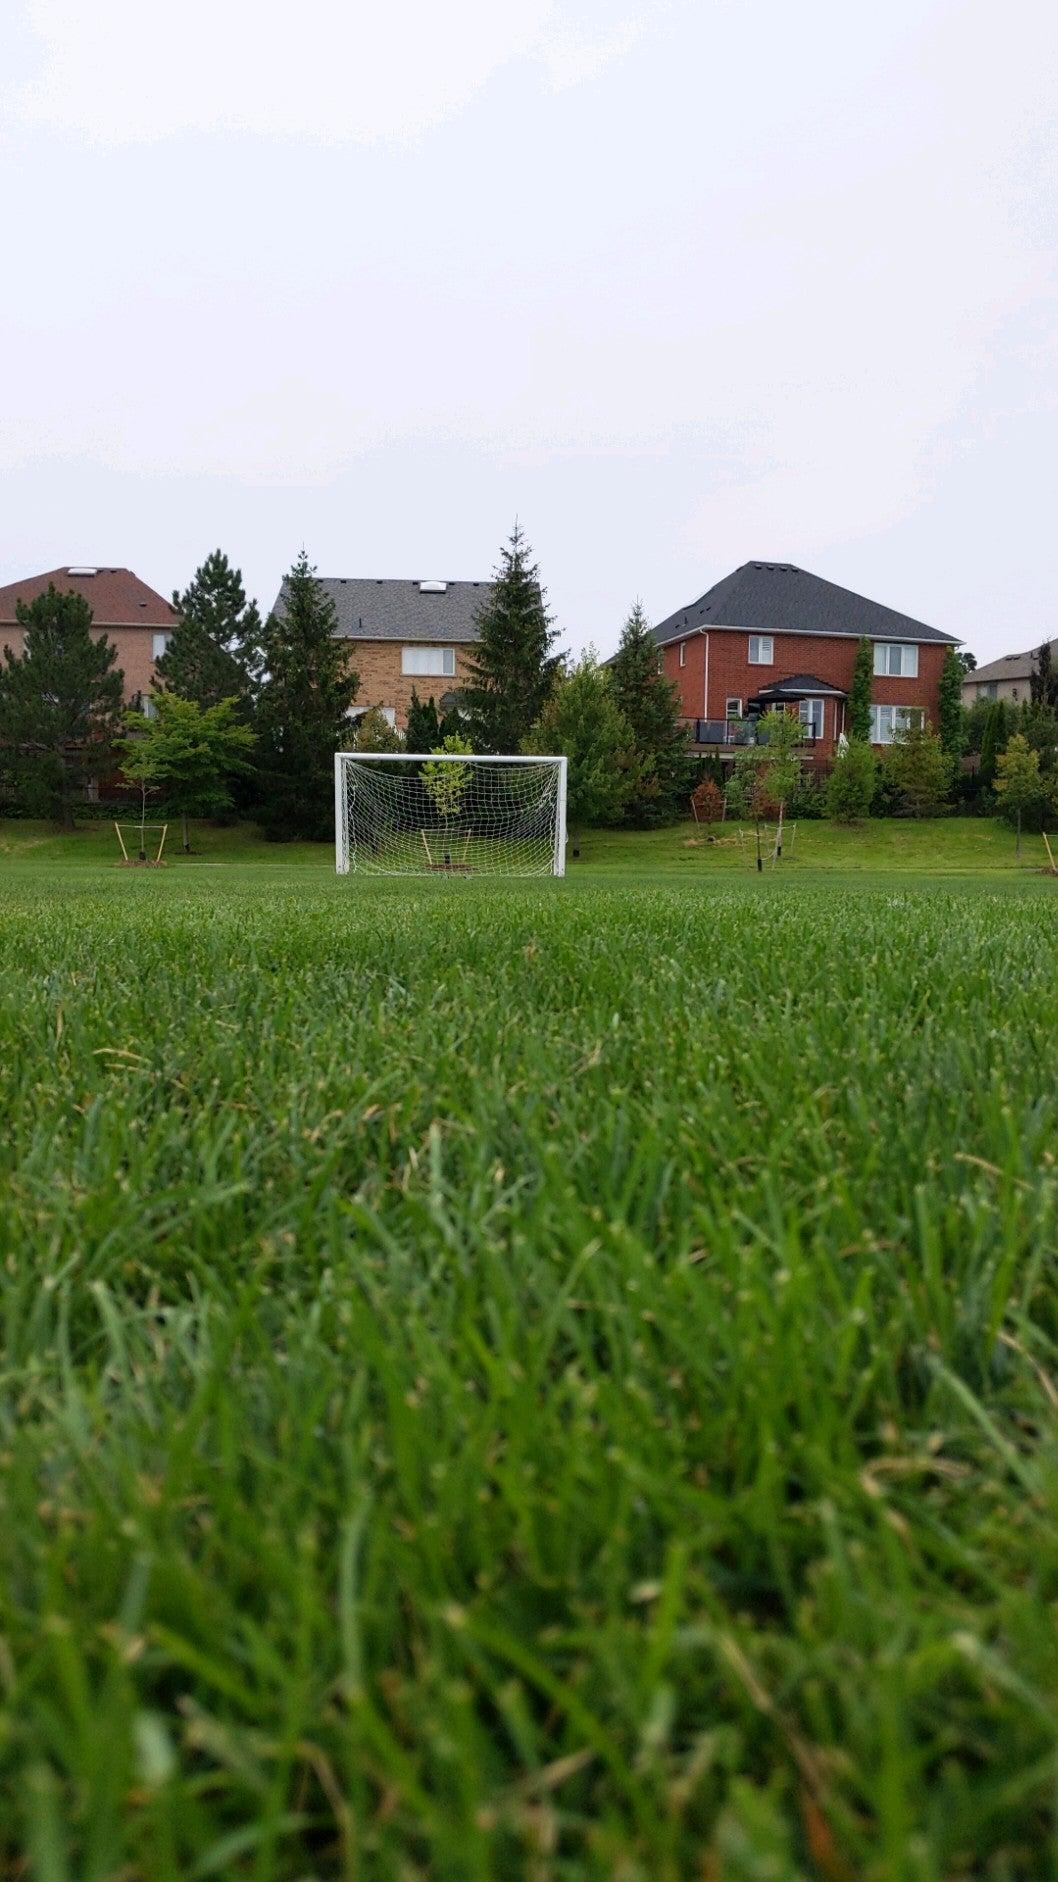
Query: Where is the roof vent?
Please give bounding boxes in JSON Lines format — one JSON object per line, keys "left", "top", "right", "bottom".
{"left": 419, "top": 580, "right": 447, "bottom": 594}
{"left": 67, "top": 565, "right": 98, "bottom": 576}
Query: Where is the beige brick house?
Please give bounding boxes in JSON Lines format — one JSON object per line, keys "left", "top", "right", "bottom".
{"left": 0, "top": 565, "right": 179, "bottom": 701}
{"left": 269, "top": 576, "right": 490, "bottom": 733}
{"left": 961, "top": 639, "right": 1058, "bottom": 707}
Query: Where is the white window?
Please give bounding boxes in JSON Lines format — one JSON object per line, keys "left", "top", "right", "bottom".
{"left": 348, "top": 705, "right": 397, "bottom": 727}
{"left": 679, "top": 641, "right": 686, "bottom": 667}
{"left": 152, "top": 631, "right": 171, "bottom": 660}
{"left": 725, "top": 696, "right": 742, "bottom": 720}
{"left": 981, "top": 681, "right": 998, "bottom": 699}
{"left": 799, "top": 697, "right": 825, "bottom": 739}
{"left": 748, "top": 635, "right": 773, "bottom": 665}
{"left": 402, "top": 646, "right": 455, "bottom": 677}
{"left": 869, "top": 704, "right": 925, "bottom": 745}
{"left": 873, "top": 641, "right": 918, "bottom": 678}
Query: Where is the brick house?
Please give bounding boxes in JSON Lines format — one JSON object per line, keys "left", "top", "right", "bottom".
{"left": 653, "top": 562, "right": 959, "bottom": 762}
{"left": 268, "top": 576, "right": 490, "bottom": 733}
{"left": 0, "top": 566, "right": 179, "bottom": 702}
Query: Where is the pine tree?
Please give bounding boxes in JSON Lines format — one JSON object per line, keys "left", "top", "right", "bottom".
{"left": 938, "top": 647, "right": 967, "bottom": 760}
{"left": 255, "top": 551, "right": 359, "bottom": 840}
{"left": 0, "top": 585, "right": 124, "bottom": 827}
{"left": 848, "top": 637, "right": 873, "bottom": 742}
{"left": 463, "top": 523, "right": 561, "bottom": 752}
{"left": 159, "top": 549, "right": 262, "bottom": 713}
{"left": 524, "top": 653, "right": 636, "bottom": 836}
{"left": 609, "top": 602, "right": 693, "bottom": 825}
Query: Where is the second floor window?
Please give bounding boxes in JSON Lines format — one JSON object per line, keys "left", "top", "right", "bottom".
{"left": 152, "top": 631, "right": 171, "bottom": 660}
{"left": 873, "top": 641, "right": 918, "bottom": 678}
{"left": 748, "top": 635, "right": 773, "bottom": 665}
{"left": 402, "top": 646, "right": 456, "bottom": 677}
{"left": 679, "top": 641, "right": 686, "bottom": 666}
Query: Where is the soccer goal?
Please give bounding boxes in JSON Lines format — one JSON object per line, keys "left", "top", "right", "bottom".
{"left": 114, "top": 821, "right": 168, "bottom": 866}
{"left": 334, "top": 752, "right": 567, "bottom": 877}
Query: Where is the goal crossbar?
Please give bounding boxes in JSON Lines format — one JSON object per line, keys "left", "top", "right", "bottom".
{"left": 335, "top": 752, "right": 567, "bottom": 879}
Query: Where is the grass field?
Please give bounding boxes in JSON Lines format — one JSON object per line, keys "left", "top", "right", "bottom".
{"left": 2, "top": 826, "right": 1058, "bottom": 1877}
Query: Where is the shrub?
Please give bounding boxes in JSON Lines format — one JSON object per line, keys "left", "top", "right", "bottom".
{"left": 826, "top": 740, "right": 877, "bottom": 822}
{"left": 882, "top": 725, "right": 953, "bottom": 818}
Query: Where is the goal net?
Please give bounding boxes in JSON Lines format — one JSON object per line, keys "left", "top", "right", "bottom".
{"left": 335, "top": 753, "right": 567, "bottom": 877}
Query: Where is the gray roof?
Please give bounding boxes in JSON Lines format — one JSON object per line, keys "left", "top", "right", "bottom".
{"left": 967, "top": 638, "right": 1057, "bottom": 685}
{"left": 653, "top": 561, "right": 959, "bottom": 648}
{"left": 755, "top": 672, "right": 847, "bottom": 698}
{"left": 271, "top": 577, "right": 491, "bottom": 642}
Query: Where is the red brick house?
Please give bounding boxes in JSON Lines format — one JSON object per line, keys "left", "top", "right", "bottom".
{"left": 268, "top": 575, "right": 491, "bottom": 733}
{"left": 653, "top": 562, "right": 959, "bottom": 761}
{"left": 0, "top": 566, "right": 179, "bottom": 702}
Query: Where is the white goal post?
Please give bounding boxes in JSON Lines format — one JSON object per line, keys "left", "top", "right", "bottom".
{"left": 334, "top": 752, "right": 568, "bottom": 878}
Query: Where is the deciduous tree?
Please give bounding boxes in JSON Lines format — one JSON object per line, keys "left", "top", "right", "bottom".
{"left": 524, "top": 652, "right": 635, "bottom": 836}
{"left": 121, "top": 693, "right": 256, "bottom": 852}
{"left": 994, "top": 733, "right": 1046, "bottom": 857}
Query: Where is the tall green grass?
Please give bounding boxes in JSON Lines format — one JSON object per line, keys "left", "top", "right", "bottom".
{"left": 1, "top": 875, "right": 1057, "bottom": 1877}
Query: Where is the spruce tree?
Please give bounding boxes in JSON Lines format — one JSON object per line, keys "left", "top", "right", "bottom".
{"left": 464, "top": 523, "right": 561, "bottom": 752}
{"left": 159, "top": 549, "right": 262, "bottom": 713}
{"left": 406, "top": 691, "right": 443, "bottom": 751}
{"left": 0, "top": 585, "right": 124, "bottom": 827}
{"left": 609, "top": 601, "right": 693, "bottom": 825}
{"left": 255, "top": 551, "right": 359, "bottom": 840}
{"left": 938, "top": 647, "right": 967, "bottom": 760}
{"left": 848, "top": 637, "right": 873, "bottom": 742}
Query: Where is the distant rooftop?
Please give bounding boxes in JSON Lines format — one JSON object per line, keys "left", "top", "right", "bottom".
{"left": 967, "top": 639, "right": 1058, "bottom": 685}
{"left": 653, "top": 562, "right": 959, "bottom": 647}
{"left": 271, "top": 576, "right": 491, "bottom": 643}
{"left": 0, "top": 566, "right": 177, "bottom": 628}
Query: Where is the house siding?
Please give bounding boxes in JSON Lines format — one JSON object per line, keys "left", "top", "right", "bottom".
{"left": 661, "top": 628, "right": 949, "bottom": 755}
{"left": 344, "top": 640, "right": 478, "bottom": 731}
{"left": 0, "top": 623, "right": 160, "bottom": 703}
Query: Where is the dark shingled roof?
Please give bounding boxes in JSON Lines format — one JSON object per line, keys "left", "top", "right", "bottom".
{"left": 754, "top": 673, "right": 847, "bottom": 698}
{"left": 653, "top": 562, "right": 958, "bottom": 648}
{"left": 270, "top": 577, "right": 491, "bottom": 643}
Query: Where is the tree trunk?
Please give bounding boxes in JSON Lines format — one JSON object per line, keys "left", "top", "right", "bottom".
{"left": 1016, "top": 809, "right": 1021, "bottom": 860}
{"left": 773, "top": 798, "right": 784, "bottom": 861}
{"left": 182, "top": 810, "right": 190, "bottom": 853}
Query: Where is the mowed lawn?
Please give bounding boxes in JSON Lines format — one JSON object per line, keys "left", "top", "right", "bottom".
{"left": 2, "top": 834, "right": 1058, "bottom": 1877}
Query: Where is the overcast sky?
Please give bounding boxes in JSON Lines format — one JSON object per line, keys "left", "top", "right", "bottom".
{"left": 2, "top": 0, "right": 1056, "bottom": 661}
